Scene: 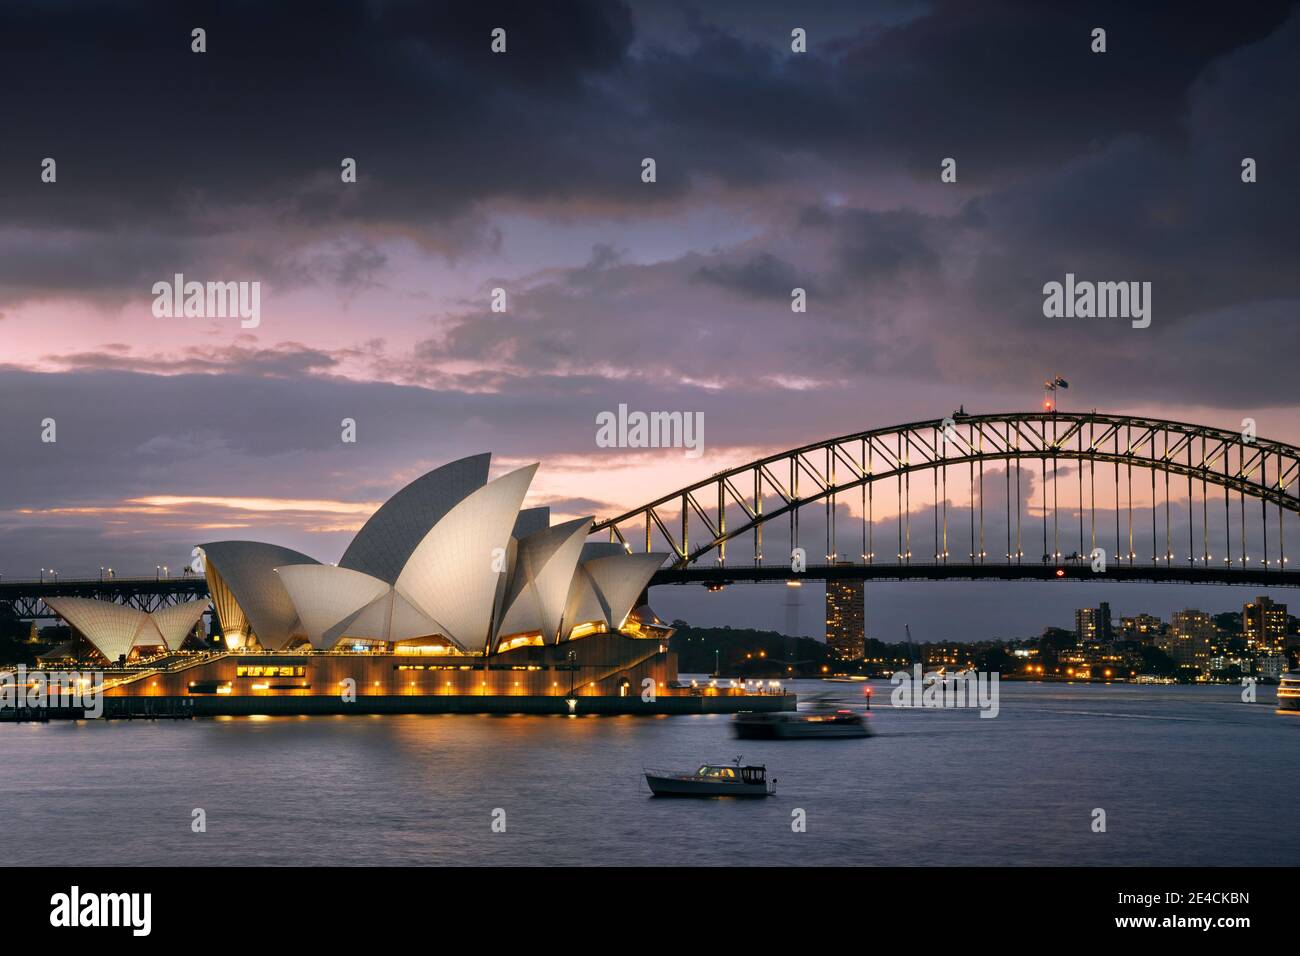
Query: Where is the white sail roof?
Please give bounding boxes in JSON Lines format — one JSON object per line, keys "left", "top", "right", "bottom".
{"left": 133, "top": 615, "right": 167, "bottom": 649}
{"left": 200, "top": 541, "right": 320, "bottom": 650}
{"left": 339, "top": 454, "right": 491, "bottom": 585}
{"left": 561, "top": 566, "right": 608, "bottom": 636}
{"left": 580, "top": 542, "right": 627, "bottom": 562}
{"left": 584, "top": 552, "right": 668, "bottom": 631}
{"left": 275, "top": 565, "right": 391, "bottom": 650}
{"left": 395, "top": 464, "right": 538, "bottom": 653}
{"left": 150, "top": 597, "right": 211, "bottom": 650}
{"left": 511, "top": 506, "right": 550, "bottom": 539}
{"left": 43, "top": 597, "right": 150, "bottom": 662}
{"left": 388, "top": 590, "right": 445, "bottom": 643}
{"left": 497, "top": 517, "right": 592, "bottom": 644}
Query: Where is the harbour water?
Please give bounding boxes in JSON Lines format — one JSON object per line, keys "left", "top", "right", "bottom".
{"left": 2, "top": 680, "right": 1295, "bottom": 866}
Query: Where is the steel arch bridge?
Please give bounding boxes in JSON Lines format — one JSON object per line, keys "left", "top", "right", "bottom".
{"left": 0, "top": 577, "right": 208, "bottom": 621}
{"left": 591, "top": 411, "right": 1300, "bottom": 588}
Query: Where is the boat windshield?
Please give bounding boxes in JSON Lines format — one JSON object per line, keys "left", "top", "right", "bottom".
{"left": 695, "top": 765, "right": 737, "bottom": 779}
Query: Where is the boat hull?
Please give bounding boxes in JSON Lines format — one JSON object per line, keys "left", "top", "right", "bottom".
{"left": 644, "top": 774, "right": 771, "bottom": 797}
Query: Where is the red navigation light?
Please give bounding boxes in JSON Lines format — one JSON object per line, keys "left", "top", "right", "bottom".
{"left": 1054, "top": 568, "right": 1066, "bottom": 578}
{"left": 1044, "top": 399, "right": 1054, "bottom": 411}
{"left": 864, "top": 687, "right": 873, "bottom": 696}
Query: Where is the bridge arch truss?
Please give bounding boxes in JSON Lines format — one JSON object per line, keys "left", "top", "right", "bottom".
{"left": 591, "top": 412, "right": 1300, "bottom": 582}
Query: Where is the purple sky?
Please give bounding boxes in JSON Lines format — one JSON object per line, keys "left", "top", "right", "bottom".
{"left": 2, "top": 1, "right": 1298, "bottom": 640}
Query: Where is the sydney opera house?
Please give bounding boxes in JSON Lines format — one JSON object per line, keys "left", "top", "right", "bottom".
{"left": 40, "top": 454, "right": 789, "bottom": 715}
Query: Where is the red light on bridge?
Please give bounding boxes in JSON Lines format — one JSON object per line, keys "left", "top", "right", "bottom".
{"left": 1054, "top": 568, "right": 1066, "bottom": 578}
{"left": 1043, "top": 399, "right": 1054, "bottom": 412}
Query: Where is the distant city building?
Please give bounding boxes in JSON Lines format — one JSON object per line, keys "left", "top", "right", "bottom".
{"left": 1075, "top": 607, "right": 1098, "bottom": 643}
{"left": 1258, "top": 653, "right": 1288, "bottom": 681}
{"left": 1121, "top": 613, "right": 1163, "bottom": 645}
{"left": 825, "top": 574, "right": 865, "bottom": 660}
{"left": 1210, "top": 655, "right": 1250, "bottom": 673}
{"left": 1168, "top": 609, "right": 1215, "bottom": 673}
{"left": 923, "top": 643, "right": 963, "bottom": 667}
{"left": 1243, "top": 596, "right": 1287, "bottom": 654}
{"left": 1098, "top": 601, "right": 1113, "bottom": 642}
{"left": 1074, "top": 603, "right": 1113, "bottom": 643}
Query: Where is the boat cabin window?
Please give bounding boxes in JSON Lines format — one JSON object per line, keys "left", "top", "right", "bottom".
{"left": 696, "top": 765, "right": 736, "bottom": 779}
{"left": 740, "top": 767, "right": 766, "bottom": 784}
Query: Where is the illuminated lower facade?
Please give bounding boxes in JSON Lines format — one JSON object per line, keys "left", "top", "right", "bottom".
{"left": 97, "top": 633, "right": 793, "bottom": 715}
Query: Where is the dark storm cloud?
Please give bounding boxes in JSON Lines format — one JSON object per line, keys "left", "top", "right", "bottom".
{"left": 690, "top": 252, "right": 807, "bottom": 300}
{"left": 0, "top": 0, "right": 639, "bottom": 232}
{"left": 3, "top": 0, "right": 1295, "bottom": 302}
{"left": 43, "top": 341, "right": 346, "bottom": 377}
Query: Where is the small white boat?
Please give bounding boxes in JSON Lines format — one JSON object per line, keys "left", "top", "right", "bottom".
{"left": 644, "top": 758, "right": 775, "bottom": 797}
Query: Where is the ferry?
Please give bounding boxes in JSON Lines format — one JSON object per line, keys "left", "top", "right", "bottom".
{"left": 732, "top": 692, "right": 872, "bottom": 739}
{"left": 732, "top": 706, "right": 871, "bottom": 739}
{"left": 1278, "top": 671, "right": 1300, "bottom": 712}
{"left": 644, "top": 759, "right": 775, "bottom": 797}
